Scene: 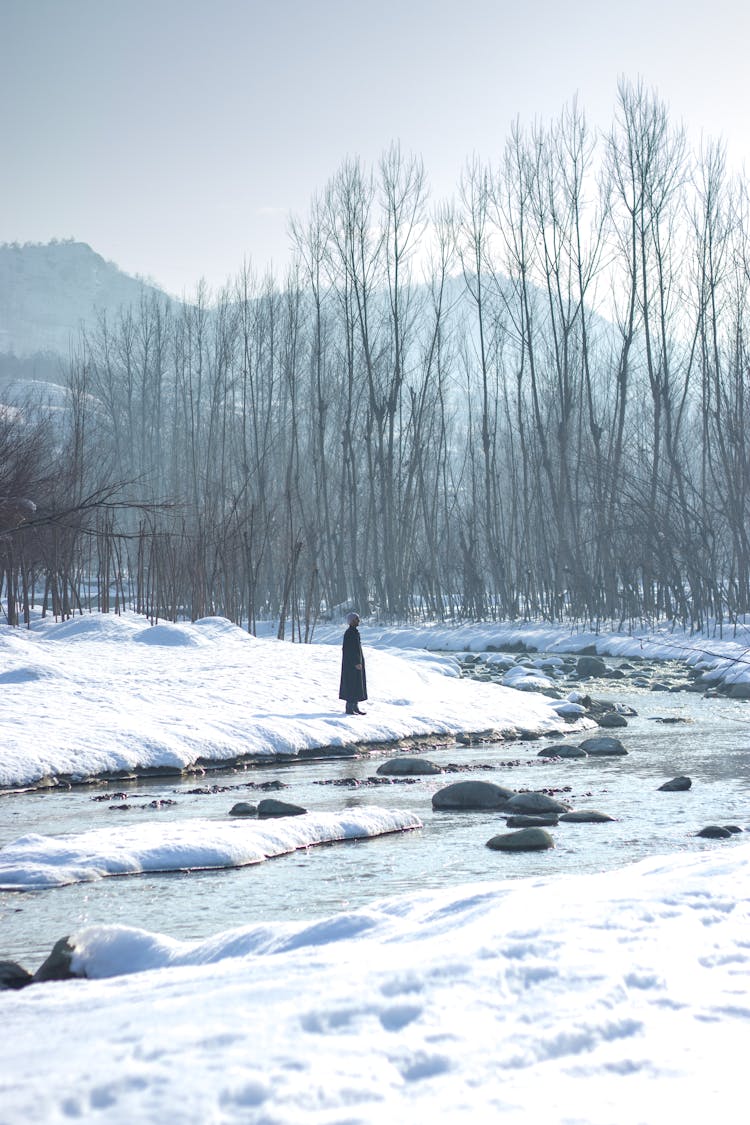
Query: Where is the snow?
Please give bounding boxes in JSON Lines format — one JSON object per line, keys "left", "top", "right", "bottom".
{"left": 0, "top": 808, "right": 422, "bottom": 890}
{"left": 2, "top": 845, "right": 748, "bottom": 1123}
{"left": 0, "top": 613, "right": 596, "bottom": 791}
{"left": 1, "top": 612, "right": 749, "bottom": 1123}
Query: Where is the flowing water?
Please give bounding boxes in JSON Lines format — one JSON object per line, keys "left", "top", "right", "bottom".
{"left": 1, "top": 656, "right": 749, "bottom": 968}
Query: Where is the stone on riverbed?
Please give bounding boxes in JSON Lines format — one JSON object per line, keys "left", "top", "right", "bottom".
{"left": 551, "top": 701, "right": 588, "bottom": 720}
{"left": 32, "top": 937, "right": 80, "bottom": 982}
{"left": 229, "top": 802, "right": 258, "bottom": 816}
{"left": 256, "top": 798, "right": 308, "bottom": 819}
{"left": 696, "top": 825, "right": 734, "bottom": 839}
{"left": 578, "top": 736, "right": 628, "bottom": 756}
{"left": 505, "top": 792, "right": 571, "bottom": 814}
{"left": 649, "top": 716, "right": 692, "bottom": 724}
{"left": 587, "top": 699, "right": 638, "bottom": 720}
{"left": 537, "top": 743, "right": 588, "bottom": 759}
{"left": 0, "top": 960, "right": 33, "bottom": 990}
{"left": 658, "top": 776, "right": 692, "bottom": 792}
{"left": 375, "top": 757, "right": 442, "bottom": 777}
{"left": 559, "top": 810, "right": 616, "bottom": 823}
{"left": 486, "top": 827, "right": 555, "bottom": 851}
{"left": 506, "top": 814, "right": 559, "bottom": 828}
{"left": 432, "top": 780, "right": 513, "bottom": 811}
{"left": 576, "top": 655, "right": 607, "bottom": 677}
{"left": 597, "top": 711, "right": 628, "bottom": 728}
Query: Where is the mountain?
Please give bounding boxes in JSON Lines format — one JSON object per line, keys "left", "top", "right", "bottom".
{"left": 0, "top": 240, "right": 168, "bottom": 371}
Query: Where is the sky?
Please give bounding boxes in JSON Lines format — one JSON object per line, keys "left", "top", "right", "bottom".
{"left": 2, "top": 0, "right": 750, "bottom": 296}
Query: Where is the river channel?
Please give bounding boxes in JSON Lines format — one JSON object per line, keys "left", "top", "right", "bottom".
{"left": 1, "top": 654, "right": 749, "bottom": 968}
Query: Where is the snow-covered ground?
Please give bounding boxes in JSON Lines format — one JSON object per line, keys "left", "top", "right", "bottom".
{"left": 3, "top": 844, "right": 748, "bottom": 1123}
{"left": 1, "top": 612, "right": 749, "bottom": 1123}
{"left": 0, "top": 807, "right": 423, "bottom": 890}
{"left": 0, "top": 613, "right": 597, "bottom": 792}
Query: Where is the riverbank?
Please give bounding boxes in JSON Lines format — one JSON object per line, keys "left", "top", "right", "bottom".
{"left": 0, "top": 613, "right": 597, "bottom": 792}
{"left": 2, "top": 612, "right": 748, "bottom": 792}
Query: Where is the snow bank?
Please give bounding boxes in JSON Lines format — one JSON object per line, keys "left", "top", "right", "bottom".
{"left": 0, "top": 808, "right": 422, "bottom": 890}
{"left": 2, "top": 842, "right": 748, "bottom": 1123}
{"left": 0, "top": 614, "right": 592, "bottom": 790}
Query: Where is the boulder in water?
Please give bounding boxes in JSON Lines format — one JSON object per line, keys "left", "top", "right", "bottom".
{"left": 33, "top": 937, "right": 81, "bottom": 983}
{"left": 257, "top": 798, "right": 308, "bottom": 819}
{"left": 559, "top": 810, "right": 616, "bottom": 823}
{"left": 432, "top": 780, "right": 513, "bottom": 811}
{"left": 576, "top": 655, "right": 607, "bottom": 677}
{"left": 658, "top": 776, "right": 691, "bottom": 792}
{"left": 579, "top": 736, "right": 627, "bottom": 756}
{"left": 696, "top": 825, "right": 732, "bottom": 839}
{"left": 376, "top": 757, "right": 442, "bottom": 776}
{"left": 486, "top": 827, "right": 555, "bottom": 851}
{"left": 229, "top": 801, "right": 258, "bottom": 816}
{"left": 0, "top": 961, "right": 33, "bottom": 990}
{"left": 537, "top": 743, "right": 588, "bottom": 759}
{"left": 598, "top": 711, "right": 628, "bottom": 728}
{"left": 505, "top": 814, "right": 559, "bottom": 828}
{"left": 505, "top": 792, "right": 570, "bottom": 814}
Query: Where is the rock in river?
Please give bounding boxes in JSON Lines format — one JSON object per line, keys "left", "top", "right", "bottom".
{"left": 0, "top": 961, "right": 33, "bottom": 990}
{"left": 505, "top": 791, "right": 571, "bottom": 814}
{"left": 696, "top": 825, "right": 742, "bottom": 839}
{"left": 486, "top": 827, "right": 555, "bottom": 851}
{"left": 576, "top": 655, "right": 607, "bottom": 677}
{"left": 597, "top": 711, "right": 628, "bottom": 728}
{"left": 559, "top": 810, "right": 616, "bottom": 823}
{"left": 658, "top": 776, "right": 692, "bottom": 792}
{"left": 432, "top": 780, "right": 513, "bottom": 811}
{"left": 256, "top": 798, "right": 308, "bottom": 819}
{"left": 229, "top": 801, "right": 258, "bottom": 816}
{"left": 537, "top": 743, "right": 588, "bottom": 759}
{"left": 578, "top": 736, "right": 628, "bottom": 756}
{"left": 376, "top": 756, "right": 442, "bottom": 776}
{"left": 506, "top": 814, "right": 559, "bottom": 828}
{"left": 696, "top": 825, "right": 731, "bottom": 839}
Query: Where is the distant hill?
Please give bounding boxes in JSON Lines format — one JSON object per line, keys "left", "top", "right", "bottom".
{"left": 0, "top": 240, "right": 168, "bottom": 371}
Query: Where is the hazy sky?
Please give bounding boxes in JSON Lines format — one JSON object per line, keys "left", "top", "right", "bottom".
{"left": 2, "top": 0, "right": 748, "bottom": 296}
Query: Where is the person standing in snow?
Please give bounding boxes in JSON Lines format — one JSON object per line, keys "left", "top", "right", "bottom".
{"left": 339, "top": 612, "right": 367, "bottom": 715}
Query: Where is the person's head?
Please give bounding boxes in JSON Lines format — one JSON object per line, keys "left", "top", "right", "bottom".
{"left": 346, "top": 612, "right": 360, "bottom": 627}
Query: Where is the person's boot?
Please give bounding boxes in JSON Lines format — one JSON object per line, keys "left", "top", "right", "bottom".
{"left": 354, "top": 707, "right": 366, "bottom": 715}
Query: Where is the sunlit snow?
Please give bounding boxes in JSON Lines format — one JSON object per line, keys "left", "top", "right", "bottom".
{"left": 0, "top": 808, "right": 422, "bottom": 890}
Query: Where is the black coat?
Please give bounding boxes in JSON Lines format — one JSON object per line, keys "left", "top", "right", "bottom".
{"left": 339, "top": 625, "right": 367, "bottom": 702}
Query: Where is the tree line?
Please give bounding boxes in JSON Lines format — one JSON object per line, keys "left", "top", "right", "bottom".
{"left": 2, "top": 81, "right": 749, "bottom": 634}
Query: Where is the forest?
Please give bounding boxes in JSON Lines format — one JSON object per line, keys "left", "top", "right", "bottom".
{"left": 1, "top": 82, "right": 748, "bottom": 635}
